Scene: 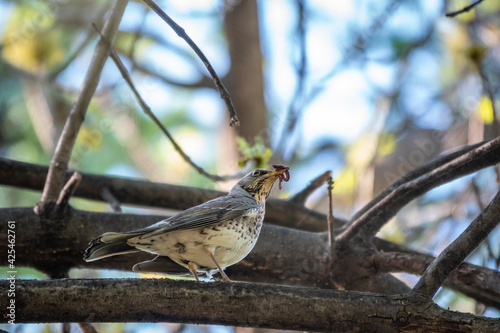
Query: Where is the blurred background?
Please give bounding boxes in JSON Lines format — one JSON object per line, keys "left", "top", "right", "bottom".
{"left": 0, "top": 0, "right": 499, "bottom": 331}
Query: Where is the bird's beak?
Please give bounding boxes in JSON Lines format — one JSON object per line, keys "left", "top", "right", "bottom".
{"left": 272, "top": 166, "right": 289, "bottom": 176}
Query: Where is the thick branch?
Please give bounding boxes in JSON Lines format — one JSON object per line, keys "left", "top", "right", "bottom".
{"left": 38, "top": 0, "right": 128, "bottom": 213}
{"left": 4, "top": 207, "right": 500, "bottom": 307}
{"left": 1, "top": 279, "right": 499, "bottom": 332}
{"left": 337, "top": 137, "right": 500, "bottom": 245}
{"left": 0, "top": 158, "right": 340, "bottom": 231}
{"left": 412, "top": 191, "right": 500, "bottom": 298}
{"left": 349, "top": 141, "right": 484, "bottom": 223}
{"left": 0, "top": 207, "right": 406, "bottom": 295}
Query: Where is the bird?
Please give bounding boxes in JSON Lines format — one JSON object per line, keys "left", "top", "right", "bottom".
{"left": 84, "top": 166, "right": 290, "bottom": 282}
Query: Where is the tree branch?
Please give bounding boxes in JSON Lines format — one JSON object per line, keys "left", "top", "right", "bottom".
{"left": 327, "top": 176, "right": 336, "bottom": 262}
{"left": 56, "top": 171, "right": 82, "bottom": 207}
{"left": 0, "top": 207, "right": 406, "bottom": 295}
{"left": 141, "top": 0, "right": 239, "bottom": 127}
{"left": 349, "top": 141, "right": 484, "bottom": 223}
{"left": 446, "top": 0, "right": 484, "bottom": 18}
{"left": 77, "top": 323, "right": 98, "bottom": 333}
{"left": 37, "top": 0, "right": 129, "bottom": 215}
{"left": 3, "top": 206, "right": 500, "bottom": 307}
{"left": 1, "top": 279, "right": 499, "bottom": 332}
{"left": 0, "top": 158, "right": 341, "bottom": 231}
{"left": 411, "top": 190, "right": 500, "bottom": 298}
{"left": 100, "top": 187, "right": 122, "bottom": 213}
{"left": 336, "top": 137, "right": 500, "bottom": 246}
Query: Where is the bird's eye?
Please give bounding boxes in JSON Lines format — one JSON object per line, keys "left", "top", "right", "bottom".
{"left": 252, "top": 170, "right": 268, "bottom": 176}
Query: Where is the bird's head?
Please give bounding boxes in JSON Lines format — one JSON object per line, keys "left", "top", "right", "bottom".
{"left": 231, "top": 166, "right": 290, "bottom": 201}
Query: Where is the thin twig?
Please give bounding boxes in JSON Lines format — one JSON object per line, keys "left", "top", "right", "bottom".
{"left": 276, "top": 0, "right": 308, "bottom": 158}
{"left": 470, "top": 179, "right": 496, "bottom": 264}
{"left": 61, "top": 323, "right": 71, "bottom": 333}
{"left": 411, "top": 190, "right": 500, "bottom": 298}
{"left": 99, "top": 36, "right": 249, "bottom": 181}
{"left": 101, "top": 187, "right": 122, "bottom": 213}
{"left": 36, "top": 0, "right": 129, "bottom": 216}
{"left": 336, "top": 136, "right": 500, "bottom": 246}
{"left": 290, "top": 170, "right": 331, "bottom": 205}
{"left": 327, "top": 176, "right": 336, "bottom": 262}
{"left": 471, "top": 178, "right": 485, "bottom": 210}
{"left": 300, "top": 0, "right": 402, "bottom": 117}
{"left": 445, "top": 0, "right": 484, "bottom": 18}
{"left": 77, "top": 323, "right": 98, "bottom": 333}
{"left": 56, "top": 171, "right": 82, "bottom": 206}
{"left": 127, "top": 4, "right": 148, "bottom": 65}
{"left": 141, "top": 0, "right": 239, "bottom": 127}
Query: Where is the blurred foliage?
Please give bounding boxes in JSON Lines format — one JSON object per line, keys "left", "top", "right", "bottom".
{"left": 236, "top": 136, "right": 272, "bottom": 168}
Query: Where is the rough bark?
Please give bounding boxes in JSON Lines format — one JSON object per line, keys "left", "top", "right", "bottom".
{"left": 1, "top": 279, "right": 499, "bottom": 332}
{"left": 0, "top": 207, "right": 407, "bottom": 295}
{"left": 1, "top": 207, "right": 499, "bottom": 310}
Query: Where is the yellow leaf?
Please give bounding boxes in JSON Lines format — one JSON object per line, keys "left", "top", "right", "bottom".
{"left": 77, "top": 126, "right": 103, "bottom": 149}
{"left": 452, "top": 0, "right": 476, "bottom": 22}
{"left": 378, "top": 133, "right": 396, "bottom": 157}
{"left": 1, "top": 5, "right": 61, "bottom": 73}
{"left": 333, "top": 168, "right": 356, "bottom": 194}
{"left": 477, "top": 96, "right": 494, "bottom": 124}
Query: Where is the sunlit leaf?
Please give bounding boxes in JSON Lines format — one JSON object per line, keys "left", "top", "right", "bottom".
{"left": 377, "top": 133, "right": 396, "bottom": 157}
{"left": 236, "top": 136, "right": 273, "bottom": 168}
{"left": 333, "top": 168, "right": 356, "bottom": 194}
{"left": 477, "top": 96, "right": 494, "bottom": 124}
{"left": 1, "top": 3, "right": 66, "bottom": 73}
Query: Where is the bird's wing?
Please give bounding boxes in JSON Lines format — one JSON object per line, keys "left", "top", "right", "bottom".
{"left": 139, "top": 195, "right": 258, "bottom": 239}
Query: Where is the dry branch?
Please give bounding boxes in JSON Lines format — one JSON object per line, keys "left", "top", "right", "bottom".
{"left": 446, "top": 0, "right": 484, "bottom": 18}
{"left": 37, "top": 0, "right": 129, "bottom": 215}
{"left": 336, "top": 137, "right": 500, "bottom": 245}
{"left": 349, "top": 141, "right": 485, "bottom": 223}
{"left": 0, "top": 158, "right": 341, "bottom": 231}
{"left": 2, "top": 207, "right": 500, "bottom": 308}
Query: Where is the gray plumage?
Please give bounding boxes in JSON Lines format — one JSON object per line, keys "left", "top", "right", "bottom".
{"left": 84, "top": 167, "right": 289, "bottom": 281}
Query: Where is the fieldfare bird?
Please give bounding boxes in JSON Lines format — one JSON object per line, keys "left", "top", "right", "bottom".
{"left": 84, "top": 165, "right": 290, "bottom": 282}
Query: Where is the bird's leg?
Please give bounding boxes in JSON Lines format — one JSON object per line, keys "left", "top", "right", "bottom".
{"left": 205, "top": 246, "right": 231, "bottom": 282}
{"left": 187, "top": 262, "right": 200, "bottom": 282}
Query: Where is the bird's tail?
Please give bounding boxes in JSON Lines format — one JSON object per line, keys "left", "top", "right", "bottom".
{"left": 83, "top": 232, "right": 142, "bottom": 262}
